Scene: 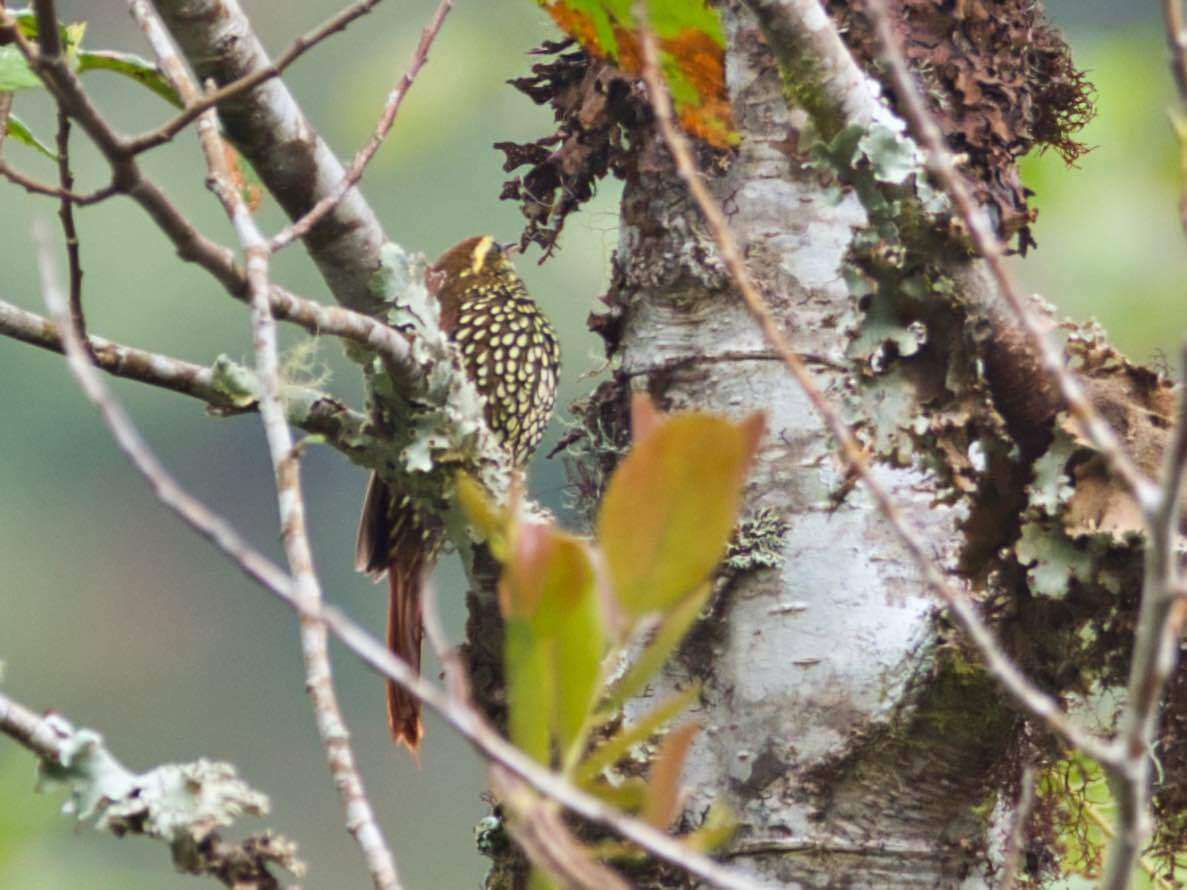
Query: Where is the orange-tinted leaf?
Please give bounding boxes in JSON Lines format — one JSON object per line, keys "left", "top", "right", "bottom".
{"left": 223, "top": 143, "right": 263, "bottom": 212}
{"left": 642, "top": 722, "right": 699, "bottom": 828}
{"left": 597, "top": 411, "right": 764, "bottom": 618}
{"left": 500, "top": 521, "right": 595, "bottom": 626}
{"left": 630, "top": 392, "right": 662, "bottom": 445}
{"left": 536, "top": 0, "right": 735, "bottom": 148}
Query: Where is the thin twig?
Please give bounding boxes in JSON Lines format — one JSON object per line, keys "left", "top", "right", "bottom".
{"left": 634, "top": 8, "right": 1114, "bottom": 767}
{"left": 1100, "top": 339, "right": 1187, "bottom": 890}
{"left": 271, "top": 0, "right": 453, "bottom": 251}
{"left": 34, "top": 219, "right": 295, "bottom": 598}
{"left": 0, "top": 90, "right": 13, "bottom": 156}
{"left": 0, "top": 168, "right": 118, "bottom": 204}
{"left": 154, "top": 3, "right": 399, "bottom": 877}
{"left": 54, "top": 107, "right": 91, "bottom": 359}
{"left": 863, "top": 0, "right": 1156, "bottom": 513}
{"left": 0, "top": 3, "right": 419, "bottom": 378}
{"left": 125, "top": 0, "right": 385, "bottom": 155}
{"left": 999, "top": 765, "right": 1037, "bottom": 890}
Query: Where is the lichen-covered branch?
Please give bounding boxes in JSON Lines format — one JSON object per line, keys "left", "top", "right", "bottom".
{"left": 0, "top": 689, "right": 304, "bottom": 889}
{"left": 0, "top": 295, "right": 379, "bottom": 456}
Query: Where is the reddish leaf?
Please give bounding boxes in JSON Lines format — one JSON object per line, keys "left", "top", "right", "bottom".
{"left": 642, "top": 722, "right": 699, "bottom": 828}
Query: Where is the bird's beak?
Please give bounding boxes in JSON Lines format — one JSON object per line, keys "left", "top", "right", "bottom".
{"left": 499, "top": 240, "right": 523, "bottom": 258}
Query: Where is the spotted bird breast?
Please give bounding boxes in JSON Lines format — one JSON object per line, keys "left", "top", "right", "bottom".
{"left": 450, "top": 281, "right": 560, "bottom": 465}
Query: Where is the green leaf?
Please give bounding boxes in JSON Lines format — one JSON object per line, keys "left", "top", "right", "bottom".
{"left": 5, "top": 112, "right": 56, "bottom": 159}
{"left": 597, "top": 406, "right": 763, "bottom": 618}
{"left": 76, "top": 50, "right": 182, "bottom": 108}
{"left": 602, "top": 582, "right": 712, "bottom": 713}
{"left": 577, "top": 683, "right": 700, "bottom": 786}
{"left": 0, "top": 46, "right": 42, "bottom": 90}
{"left": 642, "top": 721, "right": 698, "bottom": 828}
{"left": 527, "top": 868, "right": 559, "bottom": 890}
{"left": 552, "top": 580, "right": 603, "bottom": 760}
{"left": 536, "top": 0, "right": 735, "bottom": 147}
{"left": 585, "top": 776, "right": 649, "bottom": 811}
{"left": 501, "top": 522, "right": 604, "bottom": 766}
{"left": 505, "top": 618, "right": 553, "bottom": 765}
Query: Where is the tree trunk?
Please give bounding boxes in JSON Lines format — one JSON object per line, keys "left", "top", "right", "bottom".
{"left": 605, "top": 11, "right": 1001, "bottom": 889}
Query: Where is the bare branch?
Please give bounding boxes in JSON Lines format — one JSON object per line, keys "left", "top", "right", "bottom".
{"left": 634, "top": 6, "right": 1115, "bottom": 767}
{"left": 271, "top": 0, "right": 453, "bottom": 251}
{"left": 152, "top": 0, "right": 389, "bottom": 315}
{"left": 0, "top": 164, "right": 118, "bottom": 203}
{"left": 32, "top": 0, "right": 61, "bottom": 58}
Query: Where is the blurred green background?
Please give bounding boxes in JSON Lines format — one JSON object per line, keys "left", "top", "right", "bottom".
{"left": 0, "top": 2, "right": 1181, "bottom": 888}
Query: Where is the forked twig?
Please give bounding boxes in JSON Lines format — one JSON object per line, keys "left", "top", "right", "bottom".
{"left": 130, "top": 5, "right": 404, "bottom": 887}
{"left": 272, "top": 0, "right": 453, "bottom": 251}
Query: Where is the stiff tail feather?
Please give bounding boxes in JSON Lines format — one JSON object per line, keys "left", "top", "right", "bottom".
{"left": 357, "top": 473, "right": 437, "bottom": 752}
{"left": 386, "top": 562, "right": 425, "bottom": 750}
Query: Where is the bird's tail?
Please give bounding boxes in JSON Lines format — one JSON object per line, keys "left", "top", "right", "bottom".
{"left": 386, "top": 558, "right": 425, "bottom": 750}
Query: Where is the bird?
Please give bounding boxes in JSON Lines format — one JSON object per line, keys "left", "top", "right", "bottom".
{"left": 355, "top": 235, "right": 561, "bottom": 751}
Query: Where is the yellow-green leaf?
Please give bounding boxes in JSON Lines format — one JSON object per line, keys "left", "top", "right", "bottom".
{"left": 536, "top": 0, "right": 735, "bottom": 147}
{"left": 585, "top": 776, "right": 649, "bottom": 811}
{"left": 0, "top": 46, "right": 42, "bottom": 90}
{"left": 5, "top": 113, "right": 56, "bottom": 159}
{"left": 598, "top": 409, "right": 763, "bottom": 617}
{"left": 455, "top": 471, "right": 506, "bottom": 553}
{"left": 684, "top": 801, "right": 737, "bottom": 852}
{"left": 602, "top": 581, "right": 711, "bottom": 712}
{"left": 76, "top": 50, "right": 181, "bottom": 108}
{"left": 506, "top": 618, "right": 553, "bottom": 764}
{"left": 578, "top": 683, "right": 700, "bottom": 786}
